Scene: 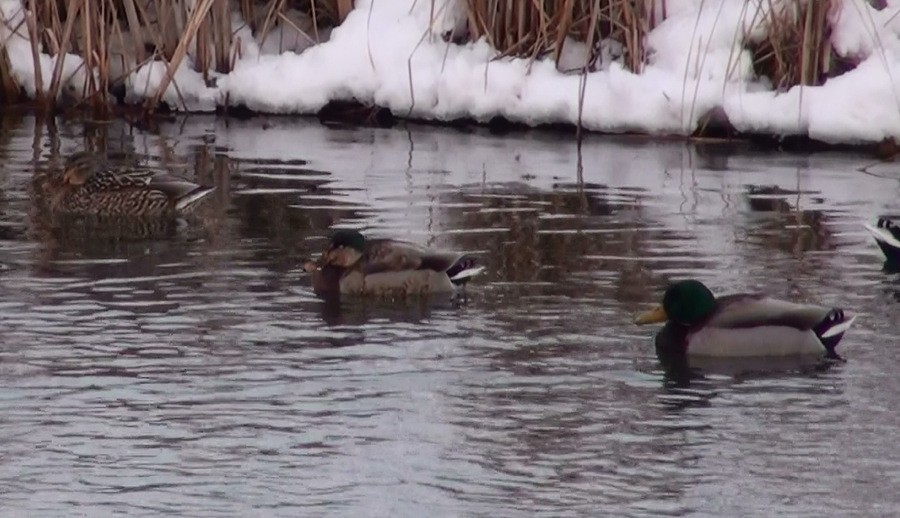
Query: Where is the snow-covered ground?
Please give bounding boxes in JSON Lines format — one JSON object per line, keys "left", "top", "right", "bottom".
{"left": 3, "top": 0, "right": 900, "bottom": 144}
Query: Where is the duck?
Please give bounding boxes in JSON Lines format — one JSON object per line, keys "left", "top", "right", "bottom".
{"left": 303, "top": 229, "right": 486, "bottom": 297}
{"left": 42, "top": 151, "right": 215, "bottom": 217}
{"left": 634, "top": 280, "right": 856, "bottom": 359}
{"left": 864, "top": 217, "right": 900, "bottom": 267}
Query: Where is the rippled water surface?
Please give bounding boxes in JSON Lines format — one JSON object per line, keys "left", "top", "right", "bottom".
{"left": 1, "top": 115, "right": 899, "bottom": 517}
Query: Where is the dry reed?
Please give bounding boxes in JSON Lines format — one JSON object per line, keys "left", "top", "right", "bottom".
{"left": 461, "top": 0, "right": 850, "bottom": 89}
{"left": 462, "top": 0, "right": 662, "bottom": 73}
{"left": 0, "top": 0, "right": 859, "bottom": 117}
{"left": 749, "top": 0, "right": 838, "bottom": 90}
{"left": 0, "top": 0, "right": 346, "bottom": 112}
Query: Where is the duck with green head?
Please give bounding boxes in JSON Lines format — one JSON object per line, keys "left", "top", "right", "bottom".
{"left": 303, "top": 229, "right": 486, "bottom": 298}
{"left": 43, "top": 151, "right": 215, "bottom": 217}
{"left": 634, "top": 280, "right": 856, "bottom": 358}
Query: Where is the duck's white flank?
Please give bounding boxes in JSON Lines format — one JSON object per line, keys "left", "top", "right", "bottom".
{"left": 687, "top": 327, "right": 826, "bottom": 357}
{"left": 820, "top": 314, "right": 857, "bottom": 339}
{"left": 175, "top": 187, "right": 216, "bottom": 211}
{"left": 450, "top": 266, "right": 486, "bottom": 282}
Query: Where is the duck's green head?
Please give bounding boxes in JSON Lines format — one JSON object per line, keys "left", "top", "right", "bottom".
{"left": 323, "top": 229, "right": 366, "bottom": 268}
{"left": 329, "top": 229, "right": 366, "bottom": 252}
{"left": 635, "top": 279, "right": 716, "bottom": 326}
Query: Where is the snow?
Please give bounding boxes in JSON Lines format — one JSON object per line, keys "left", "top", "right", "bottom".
{"left": 3, "top": 0, "right": 900, "bottom": 144}
{"left": 126, "top": 60, "right": 220, "bottom": 112}
{"left": 0, "top": 0, "right": 91, "bottom": 100}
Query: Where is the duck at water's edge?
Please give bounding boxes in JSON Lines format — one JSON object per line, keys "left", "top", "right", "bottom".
{"left": 41, "top": 152, "right": 215, "bottom": 217}
{"left": 303, "top": 229, "right": 486, "bottom": 298}
{"left": 864, "top": 217, "right": 900, "bottom": 269}
{"left": 634, "top": 280, "right": 856, "bottom": 359}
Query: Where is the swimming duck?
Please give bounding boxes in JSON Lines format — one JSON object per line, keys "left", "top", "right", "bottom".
{"left": 634, "top": 280, "right": 856, "bottom": 358}
{"left": 303, "top": 229, "right": 486, "bottom": 297}
{"left": 864, "top": 217, "right": 900, "bottom": 267}
{"left": 43, "top": 151, "right": 215, "bottom": 217}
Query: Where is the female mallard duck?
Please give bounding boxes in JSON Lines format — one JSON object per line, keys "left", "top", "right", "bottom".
{"left": 634, "top": 280, "right": 856, "bottom": 358}
{"left": 864, "top": 217, "right": 900, "bottom": 267}
{"left": 43, "top": 151, "right": 215, "bottom": 217}
{"left": 303, "top": 229, "right": 486, "bottom": 297}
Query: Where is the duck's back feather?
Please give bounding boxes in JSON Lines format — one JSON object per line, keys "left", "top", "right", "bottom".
{"left": 99, "top": 169, "right": 210, "bottom": 201}
{"left": 56, "top": 168, "right": 213, "bottom": 216}
{"left": 363, "top": 239, "right": 427, "bottom": 273}
{"left": 363, "top": 239, "right": 481, "bottom": 279}
{"left": 680, "top": 293, "right": 855, "bottom": 357}
{"left": 709, "top": 294, "right": 832, "bottom": 331}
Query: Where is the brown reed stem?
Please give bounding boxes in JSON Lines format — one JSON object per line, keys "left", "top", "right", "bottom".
{"left": 144, "top": 0, "right": 215, "bottom": 111}
{"left": 24, "top": 0, "right": 44, "bottom": 106}
{"left": 48, "top": 0, "right": 80, "bottom": 100}
{"left": 336, "top": 0, "right": 353, "bottom": 22}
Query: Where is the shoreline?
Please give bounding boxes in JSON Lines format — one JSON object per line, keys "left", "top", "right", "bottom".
{"left": 3, "top": 1, "right": 900, "bottom": 151}
{"left": 3, "top": 99, "right": 896, "bottom": 160}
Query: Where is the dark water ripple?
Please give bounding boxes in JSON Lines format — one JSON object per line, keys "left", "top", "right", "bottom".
{"left": 0, "top": 115, "right": 899, "bottom": 517}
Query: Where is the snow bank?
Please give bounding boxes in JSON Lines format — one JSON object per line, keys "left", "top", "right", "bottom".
{"left": 0, "top": 0, "right": 92, "bottom": 100}
{"left": 4, "top": 0, "right": 900, "bottom": 144}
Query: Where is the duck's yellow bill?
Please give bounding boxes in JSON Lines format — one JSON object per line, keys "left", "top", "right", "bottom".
{"left": 634, "top": 305, "right": 667, "bottom": 325}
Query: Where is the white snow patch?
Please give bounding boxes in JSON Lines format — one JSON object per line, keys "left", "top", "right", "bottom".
{"left": 0, "top": 0, "right": 92, "bottom": 100}
{"left": 3, "top": 0, "right": 900, "bottom": 144}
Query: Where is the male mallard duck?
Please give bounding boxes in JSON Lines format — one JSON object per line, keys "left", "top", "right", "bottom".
{"left": 43, "top": 151, "right": 215, "bottom": 217}
{"left": 634, "top": 280, "right": 856, "bottom": 358}
{"left": 303, "top": 229, "right": 486, "bottom": 297}
{"left": 864, "top": 217, "right": 900, "bottom": 266}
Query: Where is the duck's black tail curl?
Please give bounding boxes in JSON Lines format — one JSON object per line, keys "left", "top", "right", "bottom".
{"left": 865, "top": 217, "right": 900, "bottom": 265}
{"left": 812, "top": 308, "right": 856, "bottom": 358}
{"left": 446, "top": 255, "right": 486, "bottom": 285}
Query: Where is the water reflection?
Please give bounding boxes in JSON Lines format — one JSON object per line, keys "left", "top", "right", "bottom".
{"left": 744, "top": 184, "right": 832, "bottom": 254}
{"left": 0, "top": 115, "right": 898, "bottom": 516}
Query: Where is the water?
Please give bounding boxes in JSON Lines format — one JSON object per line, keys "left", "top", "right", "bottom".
{"left": 0, "top": 114, "right": 899, "bottom": 517}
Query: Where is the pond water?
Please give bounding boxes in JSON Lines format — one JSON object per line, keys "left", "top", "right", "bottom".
{"left": 0, "top": 114, "right": 898, "bottom": 517}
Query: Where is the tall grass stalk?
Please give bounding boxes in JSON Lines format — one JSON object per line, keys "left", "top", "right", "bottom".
{"left": 0, "top": 0, "right": 854, "bottom": 120}
{"left": 1, "top": 0, "right": 346, "bottom": 111}
{"left": 463, "top": 0, "right": 658, "bottom": 73}
{"left": 751, "top": 0, "right": 836, "bottom": 90}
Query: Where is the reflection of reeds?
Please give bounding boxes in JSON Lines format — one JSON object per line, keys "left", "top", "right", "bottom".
{"left": 744, "top": 185, "right": 832, "bottom": 254}
{"left": 438, "top": 183, "right": 646, "bottom": 284}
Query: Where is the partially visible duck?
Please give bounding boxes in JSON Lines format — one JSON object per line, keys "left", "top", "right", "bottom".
{"left": 43, "top": 152, "right": 215, "bottom": 217}
{"left": 635, "top": 280, "right": 856, "bottom": 359}
{"left": 303, "top": 229, "right": 486, "bottom": 297}
{"left": 864, "top": 217, "right": 900, "bottom": 266}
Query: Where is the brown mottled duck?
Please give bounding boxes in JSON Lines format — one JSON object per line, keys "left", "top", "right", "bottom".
{"left": 303, "top": 229, "right": 486, "bottom": 297}
{"left": 43, "top": 152, "right": 215, "bottom": 217}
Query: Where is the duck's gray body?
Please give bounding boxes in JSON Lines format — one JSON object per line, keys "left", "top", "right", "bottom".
{"left": 310, "top": 239, "right": 485, "bottom": 297}
{"left": 663, "top": 294, "right": 856, "bottom": 358}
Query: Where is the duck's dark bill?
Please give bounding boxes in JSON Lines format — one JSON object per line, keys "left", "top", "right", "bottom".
{"left": 635, "top": 305, "right": 667, "bottom": 325}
